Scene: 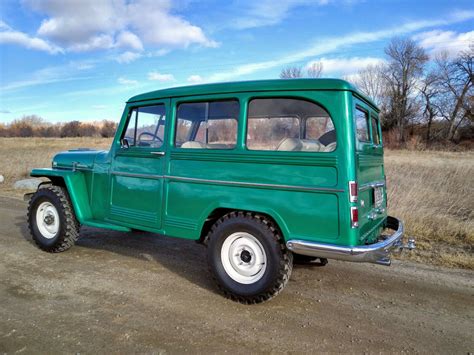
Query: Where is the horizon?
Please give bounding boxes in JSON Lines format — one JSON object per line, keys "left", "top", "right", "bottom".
{"left": 1, "top": 0, "right": 473, "bottom": 124}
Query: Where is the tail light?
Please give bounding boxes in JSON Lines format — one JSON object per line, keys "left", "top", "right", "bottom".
{"left": 349, "top": 181, "right": 358, "bottom": 202}
{"left": 351, "top": 207, "right": 359, "bottom": 228}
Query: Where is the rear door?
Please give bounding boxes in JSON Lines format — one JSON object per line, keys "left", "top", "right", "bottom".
{"left": 353, "top": 99, "right": 386, "bottom": 241}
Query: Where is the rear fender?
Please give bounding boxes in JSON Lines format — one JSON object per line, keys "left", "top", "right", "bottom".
{"left": 30, "top": 168, "right": 92, "bottom": 223}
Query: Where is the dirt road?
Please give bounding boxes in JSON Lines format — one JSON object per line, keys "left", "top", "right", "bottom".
{"left": 0, "top": 196, "right": 472, "bottom": 353}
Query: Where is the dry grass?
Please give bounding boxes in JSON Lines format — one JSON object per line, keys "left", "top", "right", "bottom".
{"left": 385, "top": 150, "right": 474, "bottom": 269}
{"left": 0, "top": 137, "right": 112, "bottom": 197}
{"left": 0, "top": 138, "right": 472, "bottom": 268}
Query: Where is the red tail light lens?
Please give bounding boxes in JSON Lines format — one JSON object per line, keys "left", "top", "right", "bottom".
{"left": 349, "top": 181, "right": 358, "bottom": 202}
{"left": 351, "top": 207, "right": 359, "bottom": 228}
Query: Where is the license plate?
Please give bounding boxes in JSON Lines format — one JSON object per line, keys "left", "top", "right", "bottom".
{"left": 374, "top": 187, "right": 383, "bottom": 207}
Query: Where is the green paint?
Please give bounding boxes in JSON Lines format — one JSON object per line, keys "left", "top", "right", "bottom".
{"left": 31, "top": 79, "right": 386, "bottom": 247}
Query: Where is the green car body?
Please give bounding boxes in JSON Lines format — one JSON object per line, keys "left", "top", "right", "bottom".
{"left": 30, "top": 79, "right": 412, "bottom": 270}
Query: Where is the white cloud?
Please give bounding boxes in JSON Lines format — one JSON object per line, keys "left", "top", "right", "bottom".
{"left": 127, "top": 0, "right": 218, "bottom": 48}
{"left": 30, "top": 0, "right": 125, "bottom": 45}
{"left": 147, "top": 71, "right": 175, "bottom": 82}
{"left": 413, "top": 30, "right": 474, "bottom": 57}
{"left": 187, "top": 75, "right": 203, "bottom": 83}
{"left": 116, "top": 30, "right": 143, "bottom": 51}
{"left": 68, "top": 34, "right": 115, "bottom": 52}
{"left": 307, "top": 57, "right": 385, "bottom": 75}
{"left": 22, "top": 0, "right": 216, "bottom": 53}
{"left": 233, "top": 0, "right": 329, "bottom": 29}
{"left": 0, "top": 22, "right": 62, "bottom": 54}
{"left": 116, "top": 51, "right": 142, "bottom": 64}
{"left": 207, "top": 10, "right": 474, "bottom": 82}
{"left": 118, "top": 77, "right": 138, "bottom": 86}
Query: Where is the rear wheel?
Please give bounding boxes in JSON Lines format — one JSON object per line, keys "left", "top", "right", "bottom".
{"left": 207, "top": 212, "right": 293, "bottom": 304}
{"left": 27, "top": 185, "right": 80, "bottom": 253}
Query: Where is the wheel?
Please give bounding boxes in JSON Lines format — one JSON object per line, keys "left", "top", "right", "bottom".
{"left": 27, "top": 185, "right": 80, "bottom": 253}
{"left": 207, "top": 212, "right": 293, "bottom": 304}
{"left": 293, "top": 254, "right": 328, "bottom": 266}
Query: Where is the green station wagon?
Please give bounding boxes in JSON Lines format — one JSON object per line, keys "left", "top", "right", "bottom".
{"left": 27, "top": 79, "right": 415, "bottom": 303}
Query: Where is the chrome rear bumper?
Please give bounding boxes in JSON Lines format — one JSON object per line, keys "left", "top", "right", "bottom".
{"left": 286, "top": 216, "right": 415, "bottom": 266}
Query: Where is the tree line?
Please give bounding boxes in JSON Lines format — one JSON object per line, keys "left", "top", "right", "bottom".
{"left": 280, "top": 37, "right": 473, "bottom": 148}
{"left": 0, "top": 116, "right": 117, "bottom": 138}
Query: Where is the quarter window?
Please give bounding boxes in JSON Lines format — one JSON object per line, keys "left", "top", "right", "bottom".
{"left": 176, "top": 100, "right": 239, "bottom": 149}
{"left": 247, "top": 98, "right": 336, "bottom": 152}
{"left": 371, "top": 116, "right": 381, "bottom": 145}
{"left": 123, "top": 105, "right": 166, "bottom": 148}
{"left": 355, "top": 107, "right": 370, "bottom": 142}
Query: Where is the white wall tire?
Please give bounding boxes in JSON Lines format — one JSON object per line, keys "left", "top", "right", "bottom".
{"left": 207, "top": 211, "right": 293, "bottom": 304}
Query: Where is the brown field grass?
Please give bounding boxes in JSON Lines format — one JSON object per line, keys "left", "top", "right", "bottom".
{"left": 0, "top": 138, "right": 472, "bottom": 269}
{"left": 385, "top": 150, "right": 473, "bottom": 269}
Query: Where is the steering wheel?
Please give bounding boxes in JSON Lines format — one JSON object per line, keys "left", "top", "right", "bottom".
{"left": 138, "top": 131, "right": 163, "bottom": 143}
{"left": 319, "top": 130, "right": 336, "bottom": 146}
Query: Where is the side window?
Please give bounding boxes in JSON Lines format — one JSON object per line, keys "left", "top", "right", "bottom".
{"left": 371, "top": 115, "right": 381, "bottom": 145}
{"left": 123, "top": 104, "right": 166, "bottom": 148}
{"left": 247, "top": 98, "right": 336, "bottom": 152}
{"left": 175, "top": 100, "right": 239, "bottom": 149}
{"left": 355, "top": 107, "right": 370, "bottom": 142}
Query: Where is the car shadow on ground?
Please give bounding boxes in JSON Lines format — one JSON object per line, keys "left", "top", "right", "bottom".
{"left": 15, "top": 216, "right": 326, "bottom": 295}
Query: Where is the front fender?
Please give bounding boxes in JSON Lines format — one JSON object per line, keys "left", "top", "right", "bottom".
{"left": 30, "top": 168, "right": 92, "bottom": 223}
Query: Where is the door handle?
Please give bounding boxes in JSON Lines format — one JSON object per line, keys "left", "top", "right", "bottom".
{"left": 150, "top": 151, "right": 165, "bottom": 156}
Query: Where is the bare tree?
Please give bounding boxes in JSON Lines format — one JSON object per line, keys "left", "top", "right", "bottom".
{"left": 352, "top": 64, "right": 387, "bottom": 106}
{"left": 418, "top": 72, "right": 439, "bottom": 143}
{"left": 433, "top": 45, "right": 473, "bottom": 141}
{"left": 383, "top": 38, "right": 429, "bottom": 142}
{"left": 280, "top": 66, "right": 303, "bottom": 79}
{"left": 307, "top": 61, "right": 323, "bottom": 78}
{"left": 100, "top": 120, "right": 117, "bottom": 138}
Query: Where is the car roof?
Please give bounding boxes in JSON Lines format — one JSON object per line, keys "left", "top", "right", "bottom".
{"left": 127, "top": 78, "right": 378, "bottom": 111}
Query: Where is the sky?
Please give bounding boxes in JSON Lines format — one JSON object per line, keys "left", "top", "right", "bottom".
{"left": 0, "top": 0, "right": 473, "bottom": 123}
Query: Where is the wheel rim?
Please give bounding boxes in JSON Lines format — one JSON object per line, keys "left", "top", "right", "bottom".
{"left": 36, "top": 201, "right": 59, "bottom": 239}
{"left": 220, "top": 232, "right": 267, "bottom": 284}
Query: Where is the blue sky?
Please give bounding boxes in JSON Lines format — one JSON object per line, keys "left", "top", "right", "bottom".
{"left": 0, "top": 0, "right": 473, "bottom": 123}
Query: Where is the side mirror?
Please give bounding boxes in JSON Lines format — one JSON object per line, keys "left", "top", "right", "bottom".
{"left": 120, "top": 138, "right": 130, "bottom": 148}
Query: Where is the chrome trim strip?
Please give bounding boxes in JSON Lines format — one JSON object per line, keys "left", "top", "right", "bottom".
{"left": 111, "top": 171, "right": 164, "bottom": 180}
{"left": 287, "top": 216, "right": 412, "bottom": 266}
{"left": 164, "top": 175, "right": 344, "bottom": 193}
{"left": 110, "top": 171, "right": 344, "bottom": 192}
{"left": 359, "top": 180, "right": 385, "bottom": 192}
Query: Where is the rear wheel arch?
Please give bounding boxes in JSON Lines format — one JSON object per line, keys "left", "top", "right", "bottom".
{"left": 199, "top": 207, "right": 288, "bottom": 245}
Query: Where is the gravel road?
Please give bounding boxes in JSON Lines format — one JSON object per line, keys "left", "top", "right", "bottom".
{"left": 0, "top": 196, "right": 473, "bottom": 353}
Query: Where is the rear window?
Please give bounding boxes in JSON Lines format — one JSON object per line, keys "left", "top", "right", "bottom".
{"left": 246, "top": 98, "right": 336, "bottom": 152}
{"left": 355, "top": 107, "right": 370, "bottom": 142}
{"left": 371, "top": 116, "right": 381, "bottom": 145}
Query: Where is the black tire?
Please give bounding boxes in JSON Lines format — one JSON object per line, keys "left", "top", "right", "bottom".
{"left": 207, "top": 211, "right": 293, "bottom": 304}
{"left": 293, "top": 254, "right": 328, "bottom": 266}
{"left": 27, "top": 185, "right": 80, "bottom": 253}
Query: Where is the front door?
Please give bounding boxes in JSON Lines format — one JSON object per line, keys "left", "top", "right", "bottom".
{"left": 108, "top": 100, "right": 168, "bottom": 229}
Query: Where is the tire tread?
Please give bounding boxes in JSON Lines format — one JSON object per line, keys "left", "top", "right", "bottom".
{"left": 207, "top": 211, "right": 293, "bottom": 304}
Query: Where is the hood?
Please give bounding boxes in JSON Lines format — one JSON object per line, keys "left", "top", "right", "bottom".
{"left": 52, "top": 148, "right": 107, "bottom": 170}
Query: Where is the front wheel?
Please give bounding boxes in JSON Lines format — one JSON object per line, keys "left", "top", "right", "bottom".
{"left": 27, "top": 185, "right": 80, "bottom": 253}
{"left": 207, "top": 212, "right": 293, "bottom": 304}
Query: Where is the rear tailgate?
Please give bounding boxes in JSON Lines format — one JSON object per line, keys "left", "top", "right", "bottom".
{"left": 354, "top": 104, "right": 386, "bottom": 244}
